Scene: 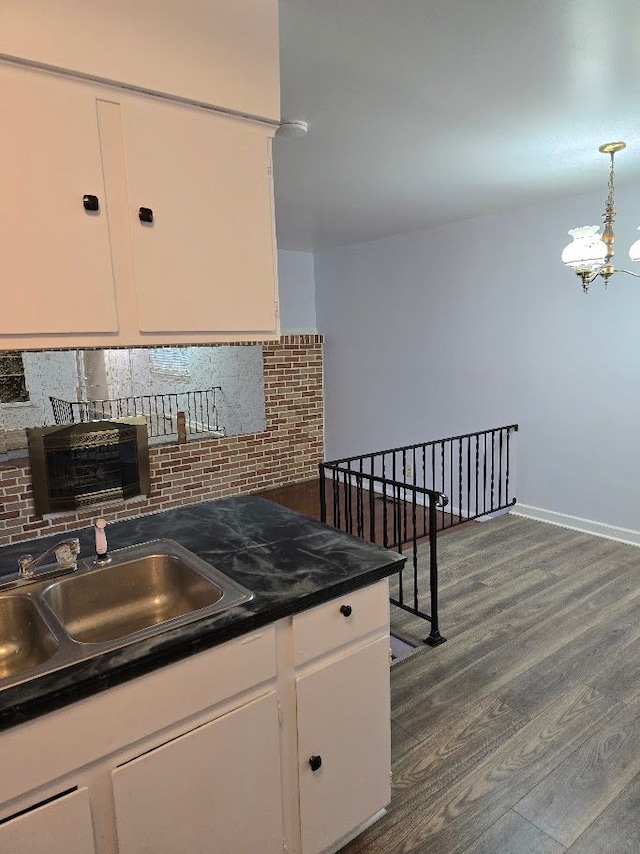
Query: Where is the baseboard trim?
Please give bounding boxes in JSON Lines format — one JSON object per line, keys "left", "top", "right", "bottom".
{"left": 512, "top": 503, "right": 640, "bottom": 547}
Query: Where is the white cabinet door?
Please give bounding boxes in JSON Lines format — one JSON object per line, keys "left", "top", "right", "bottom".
{"left": 112, "top": 691, "right": 284, "bottom": 854}
{"left": 120, "top": 98, "right": 278, "bottom": 336}
{"left": 0, "top": 64, "right": 119, "bottom": 337}
{"left": 0, "top": 787, "right": 96, "bottom": 854}
{"left": 296, "top": 636, "right": 391, "bottom": 854}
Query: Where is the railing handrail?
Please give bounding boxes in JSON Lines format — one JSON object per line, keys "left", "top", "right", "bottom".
{"left": 50, "top": 387, "right": 222, "bottom": 408}
{"left": 319, "top": 465, "right": 447, "bottom": 505}
{"left": 324, "top": 423, "right": 519, "bottom": 467}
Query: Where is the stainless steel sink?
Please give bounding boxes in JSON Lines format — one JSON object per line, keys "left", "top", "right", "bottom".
{"left": 43, "top": 543, "right": 242, "bottom": 643}
{"left": 0, "top": 539, "right": 252, "bottom": 691}
{"left": 0, "top": 595, "right": 59, "bottom": 680}
{"left": 41, "top": 540, "right": 252, "bottom": 644}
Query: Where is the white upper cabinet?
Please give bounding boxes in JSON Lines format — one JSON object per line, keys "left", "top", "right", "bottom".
{"left": 0, "top": 0, "right": 281, "bottom": 348}
{"left": 0, "top": 63, "right": 279, "bottom": 347}
{"left": 0, "top": 0, "right": 280, "bottom": 121}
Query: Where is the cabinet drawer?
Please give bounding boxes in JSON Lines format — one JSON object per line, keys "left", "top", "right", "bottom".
{"left": 292, "top": 580, "right": 389, "bottom": 666}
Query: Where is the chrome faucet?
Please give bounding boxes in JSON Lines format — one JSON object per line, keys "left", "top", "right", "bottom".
{"left": 18, "top": 538, "right": 81, "bottom": 579}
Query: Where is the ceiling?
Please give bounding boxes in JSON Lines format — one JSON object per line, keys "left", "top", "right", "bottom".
{"left": 273, "top": 0, "right": 640, "bottom": 252}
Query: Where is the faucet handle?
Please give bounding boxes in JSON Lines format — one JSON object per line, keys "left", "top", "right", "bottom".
{"left": 18, "top": 555, "right": 34, "bottom": 578}
{"left": 55, "top": 539, "right": 80, "bottom": 569}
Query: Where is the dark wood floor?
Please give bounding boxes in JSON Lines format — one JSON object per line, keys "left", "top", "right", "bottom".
{"left": 256, "top": 477, "right": 464, "bottom": 548}
{"left": 257, "top": 482, "right": 640, "bottom": 853}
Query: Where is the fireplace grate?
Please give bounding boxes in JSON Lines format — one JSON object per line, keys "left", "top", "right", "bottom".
{"left": 27, "top": 419, "right": 150, "bottom": 516}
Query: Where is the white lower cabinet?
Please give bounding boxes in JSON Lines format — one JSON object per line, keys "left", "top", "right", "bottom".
{"left": 112, "top": 691, "right": 283, "bottom": 854}
{"left": 0, "top": 787, "right": 96, "bottom": 854}
{"left": 0, "top": 580, "right": 391, "bottom": 854}
{"left": 296, "top": 637, "right": 391, "bottom": 854}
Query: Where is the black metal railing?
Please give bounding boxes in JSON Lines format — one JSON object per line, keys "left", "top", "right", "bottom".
{"left": 49, "top": 387, "right": 224, "bottom": 441}
{"left": 319, "top": 424, "right": 518, "bottom": 645}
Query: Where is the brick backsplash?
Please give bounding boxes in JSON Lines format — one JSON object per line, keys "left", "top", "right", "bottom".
{"left": 0, "top": 335, "right": 324, "bottom": 546}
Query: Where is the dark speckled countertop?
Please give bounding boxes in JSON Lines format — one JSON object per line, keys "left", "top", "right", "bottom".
{"left": 0, "top": 496, "right": 405, "bottom": 731}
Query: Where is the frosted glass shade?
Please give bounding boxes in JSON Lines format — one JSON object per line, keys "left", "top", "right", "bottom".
{"left": 561, "top": 226, "right": 607, "bottom": 274}
{"left": 629, "top": 227, "right": 640, "bottom": 263}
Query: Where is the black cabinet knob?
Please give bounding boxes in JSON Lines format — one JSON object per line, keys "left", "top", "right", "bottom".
{"left": 139, "top": 207, "right": 154, "bottom": 224}
{"left": 83, "top": 194, "right": 99, "bottom": 212}
{"left": 309, "top": 755, "right": 322, "bottom": 772}
{"left": 340, "top": 604, "right": 352, "bottom": 617}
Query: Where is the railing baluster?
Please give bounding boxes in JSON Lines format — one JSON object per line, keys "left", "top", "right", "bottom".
{"left": 411, "top": 486, "right": 419, "bottom": 612}
{"left": 466, "top": 435, "right": 471, "bottom": 522}
{"left": 357, "top": 458, "right": 364, "bottom": 537}
{"left": 506, "top": 427, "right": 511, "bottom": 504}
{"left": 483, "top": 432, "right": 487, "bottom": 515}
{"left": 499, "top": 428, "right": 504, "bottom": 507}
{"left": 422, "top": 445, "right": 427, "bottom": 538}
{"left": 491, "top": 429, "right": 496, "bottom": 511}
{"left": 458, "top": 438, "right": 463, "bottom": 525}
{"left": 449, "top": 439, "right": 454, "bottom": 528}
{"left": 425, "top": 493, "right": 446, "bottom": 647}
{"left": 369, "top": 461, "right": 376, "bottom": 543}
{"left": 475, "top": 435, "right": 480, "bottom": 518}
{"left": 319, "top": 464, "right": 327, "bottom": 523}
{"left": 345, "top": 463, "right": 353, "bottom": 534}
{"left": 382, "top": 455, "right": 388, "bottom": 547}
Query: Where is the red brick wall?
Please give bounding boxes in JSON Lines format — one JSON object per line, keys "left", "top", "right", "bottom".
{"left": 0, "top": 335, "right": 323, "bottom": 546}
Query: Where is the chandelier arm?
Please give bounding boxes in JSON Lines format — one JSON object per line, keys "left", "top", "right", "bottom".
{"left": 613, "top": 269, "right": 640, "bottom": 279}
{"left": 583, "top": 271, "right": 600, "bottom": 285}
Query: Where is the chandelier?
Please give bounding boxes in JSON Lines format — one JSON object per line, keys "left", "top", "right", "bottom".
{"left": 561, "top": 141, "right": 640, "bottom": 293}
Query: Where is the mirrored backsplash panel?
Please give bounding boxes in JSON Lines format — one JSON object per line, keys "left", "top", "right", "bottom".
{"left": 0, "top": 346, "right": 266, "bottom": 459}
{"left": 0, "top": 334, "right": 324, "bottom": 545}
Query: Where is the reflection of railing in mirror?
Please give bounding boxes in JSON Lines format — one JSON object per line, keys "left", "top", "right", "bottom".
{"left": 49, "top": 388, "right": 225, "bottom": 442}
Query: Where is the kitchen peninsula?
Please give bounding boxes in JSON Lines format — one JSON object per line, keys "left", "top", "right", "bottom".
{"left": 0, "top": 497, "right": 404, "bottom": 854}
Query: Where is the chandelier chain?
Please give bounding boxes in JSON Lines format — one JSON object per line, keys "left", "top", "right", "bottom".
{"left": 606, "top": 152, "right": 616, "bottom": 211}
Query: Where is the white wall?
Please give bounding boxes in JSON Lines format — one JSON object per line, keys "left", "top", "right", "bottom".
{"left": 277, "top": 250, "right": 317, "bottom": 332}
{"left": 314, "top": 182, "right": 640, "bottom": 535}
{"left": 102, "top": 346, "right": 265, "bottom": 437}
{"left": 1, "top": 350, "right": 78, "bottom": 429}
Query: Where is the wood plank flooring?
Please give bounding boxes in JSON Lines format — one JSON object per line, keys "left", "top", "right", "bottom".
{"left": 255, "top": 477, "right": 467, "bottom": 548}
{"left": 352, "top": 514, "right": 640, "bottom": 854}
{"left": 259, "top": 482, "right": 640, "bottom": 853}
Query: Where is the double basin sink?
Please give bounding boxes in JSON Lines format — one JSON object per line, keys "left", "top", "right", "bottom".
{"left": 0, "top": 539, "right": 253, "bottom": 690}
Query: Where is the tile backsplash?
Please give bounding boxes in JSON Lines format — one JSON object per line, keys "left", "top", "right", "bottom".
{"left": 0, "top": 336, "right": 323, "bottom": 546}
